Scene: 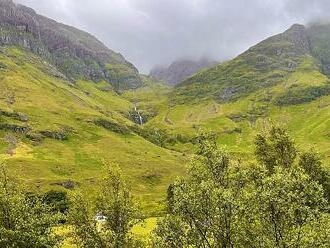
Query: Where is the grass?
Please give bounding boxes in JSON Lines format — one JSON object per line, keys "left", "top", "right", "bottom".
{"left": 132, "top": 217, "right": 159, "bottom": 239}
{"left": 0, "top": 47, "right": 186, "bottom": 215}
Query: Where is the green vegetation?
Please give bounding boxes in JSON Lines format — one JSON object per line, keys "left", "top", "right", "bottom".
{"left": 1, "top": 127, "right": 328, "bottom": 247}
{"left": 153, "top": 127, "right": 329, "bottom": 247}
{"left": 172, "top": 25, "right": 311, "bottom": 104}
{"left": 0, "top": 47, "right": 186, "bottom": 216}
{"left": 69, "top": 165, "right": 144, "bottom": 247}
{"left": 0, "top": 164, "right": 62, "bottom": 247}
{"left": 308, "top": 23, "right": 330, "bottom": 75}
{"left": 1, "top": 16, "right": 330, "bottom": 247}
{"left": 274, "top": 83, "right": 330, "bottom": 105}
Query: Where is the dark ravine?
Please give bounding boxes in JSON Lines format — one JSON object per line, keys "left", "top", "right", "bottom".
{"left": 0, "top": 0, "right": 142, "bottom": 90}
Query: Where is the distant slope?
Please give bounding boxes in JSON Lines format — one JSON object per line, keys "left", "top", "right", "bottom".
{"left": 307, "top": 23, "right": 330, "bottom": 75}
{"left": 172, "top": 24, "right": 318, "bottom": 103}
{"left": 149, "top": 58, "right": 217, "bottom": 85}
{"left": 0, "top": 0, "right": 142, "bottom": 90}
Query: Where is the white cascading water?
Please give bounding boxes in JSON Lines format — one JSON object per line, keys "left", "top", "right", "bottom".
{"left": 134, "top": 104, "right": 143, "bottom": 125}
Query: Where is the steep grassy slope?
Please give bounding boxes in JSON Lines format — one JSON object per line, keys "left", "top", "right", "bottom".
{"left": 0, "top": 46, "right": 186, "bottom": 214}
{"left": 172, "top": 24, "right": 312, "bottom": 103}
{"left": 143, "top": 24, "right": 330, "bottom": 165}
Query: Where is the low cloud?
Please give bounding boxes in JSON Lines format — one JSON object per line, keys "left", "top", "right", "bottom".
{"left": 16, "top": 0, "right": 330, "bottom": 73}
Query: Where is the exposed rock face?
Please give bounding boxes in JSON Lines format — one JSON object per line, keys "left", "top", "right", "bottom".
{"left": 0, "top": 0, "right": 142, "bottom": 90}
{"left": 150, "top": 58, "right": 217, "bottom": 85}
{"left": 307, "top": 22, "right": 330, "bottom": 75}
{"left": 241, "top": 24, "right": 312, "bottom": 73}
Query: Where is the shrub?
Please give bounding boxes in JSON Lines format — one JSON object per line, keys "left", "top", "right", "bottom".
{"left": 274, "top": 84, "right": 330, "bottom": 106}
{"left": 94, "top": 118, "right": 130, "bottom": 135}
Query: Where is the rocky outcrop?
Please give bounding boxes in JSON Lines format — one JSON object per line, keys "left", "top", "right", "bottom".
{"left": 242, "top": 24, "right": 312, "bottom": 72}
{"left": 0, "top": 0, "right": 142, "bottom": 90}
{"left": 307, "top": 23, "right": 330, "bottom": 75}
{"left": 150, "top": 58, "right": 217, "bottom": 85}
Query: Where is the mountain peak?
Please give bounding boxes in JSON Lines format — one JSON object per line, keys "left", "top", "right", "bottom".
{"left": 172, "top": 23, "right": 321, "bottom": 103}
{"left": 284, "top": 24, "right": 310, "bottom": 54}
{"left": 0, "top": 0, "right": 142, "bottom": 90}
{"left": 150, "top": 58, "right": 217, "bottom": 85}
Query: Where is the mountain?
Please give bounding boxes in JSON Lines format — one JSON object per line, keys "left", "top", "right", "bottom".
{"left": 1, "top": 0, "right": 330, "bottom": 217}
{"left": 172, "top": 24, "right": 316, "bottom": 102}
{"left": 0, "top": 0, "right": 185, "bottom": 214}
{"left": 144, "top": 23, "right": 330, "bottom": 161}
{"left": 149, "top": 58, "right": 217, "bottom": 85}
{"left": 0, "top": 0, "right": 141, "bottom": 91}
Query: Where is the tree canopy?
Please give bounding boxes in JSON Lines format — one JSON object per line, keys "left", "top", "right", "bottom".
{"left": 153, "top": 126, "right": 330, "bottom": 248}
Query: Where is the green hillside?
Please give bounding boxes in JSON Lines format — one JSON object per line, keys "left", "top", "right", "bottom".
{"left": 0, "top": 46, "right": 186, "bottom": 215}
{"left": 1, "top": 2, "right": 330, "bottom": 221}
{"left": 144, "top": 24, "right": 330, "bottom": 164}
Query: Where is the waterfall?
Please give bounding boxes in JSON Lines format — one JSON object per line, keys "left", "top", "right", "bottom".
{"left": 134, "top": 104, "right": 143, "bottom": 125}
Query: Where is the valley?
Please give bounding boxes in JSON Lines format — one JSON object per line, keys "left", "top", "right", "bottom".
{"left": 0, "top": 0, "right": 329, "bottom": 228}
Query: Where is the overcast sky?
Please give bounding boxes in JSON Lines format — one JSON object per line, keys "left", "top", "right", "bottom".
{"left": 15, "top": 0, "right": 330, "bottom": 73}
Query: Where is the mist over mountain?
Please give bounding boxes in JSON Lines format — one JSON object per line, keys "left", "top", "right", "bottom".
{"left": 149, "top": 58, "right": 217, "bottom": 85}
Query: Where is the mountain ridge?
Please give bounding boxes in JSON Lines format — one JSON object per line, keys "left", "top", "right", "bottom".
{"left": 0, "top": 0, "right": 142, "bottom": 90}
{"left": 172, "top": 23, "right": 328, "bottom": 104}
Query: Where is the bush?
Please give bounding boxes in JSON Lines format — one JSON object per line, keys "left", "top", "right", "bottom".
{"left": 94, "top": 118, "right": 130, "bottom": 135}
{"left": 274, "top": 84, "right": 330, "bottom": 106}
{"left": 43, "top": 190, "right": 69, "bottom": 214}
{"left": 0, "top": 165, "right": 62, "bottom": 247}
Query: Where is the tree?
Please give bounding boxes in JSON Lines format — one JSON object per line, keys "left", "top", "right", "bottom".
{"left": 153, "top": 132, "right": 247, "bottom": 247}
{"left": 69, "top": 164, "right": 144, "bottom": 248}
{"left": 69, "top": 193, "right": 106, "bottom": 248}
{"left": 239, "top": 126, "right": 329, "bottom": 247}
{"left": 153, "top": 127, "right": 329, "bottom": 247}
{"left": 254, "top": 126, "right": 297, "bottom": 173}
{"left": 0, "top": 163, "right": 62, "bottom": 247}
{"left": 43, "top": 190, "right": 70, "bottom": 214}
{"left": 299, "top": 150, "right": 330, "bottom": 202}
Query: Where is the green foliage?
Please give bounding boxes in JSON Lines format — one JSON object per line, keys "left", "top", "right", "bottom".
{"left": 69, "top": 164, "right": 144, "bottom": 247}
{"left": 299, "top": 151, "right": 330, "bottom": 202}
{"left": 274, "top": 84, "right": 330, "bottom": 106}
{"left": 69, "top": 193, "right": 107, "bottom": 248}
{"left": 43, "top": 190, "right": 70, "bottom": 214}
{"left": 153, "top": 127, "right": 330, "bottom": 247}
{"left": 153, "top": 132, "right": 247, "bottom": 247}
{"left": 255, "top": 126, "right": 297, "bottom": 173}
{"left": 94, "top": 118, "right": 131, "bottom": 135}
{"left": 129, "top": 126, "right": 169, "bottom": 147}
{"left": 130, "top": 125, "right": 192, "bottom": 148}
{"left": 0, "top": 163, "right": 62, "bottom": 247}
